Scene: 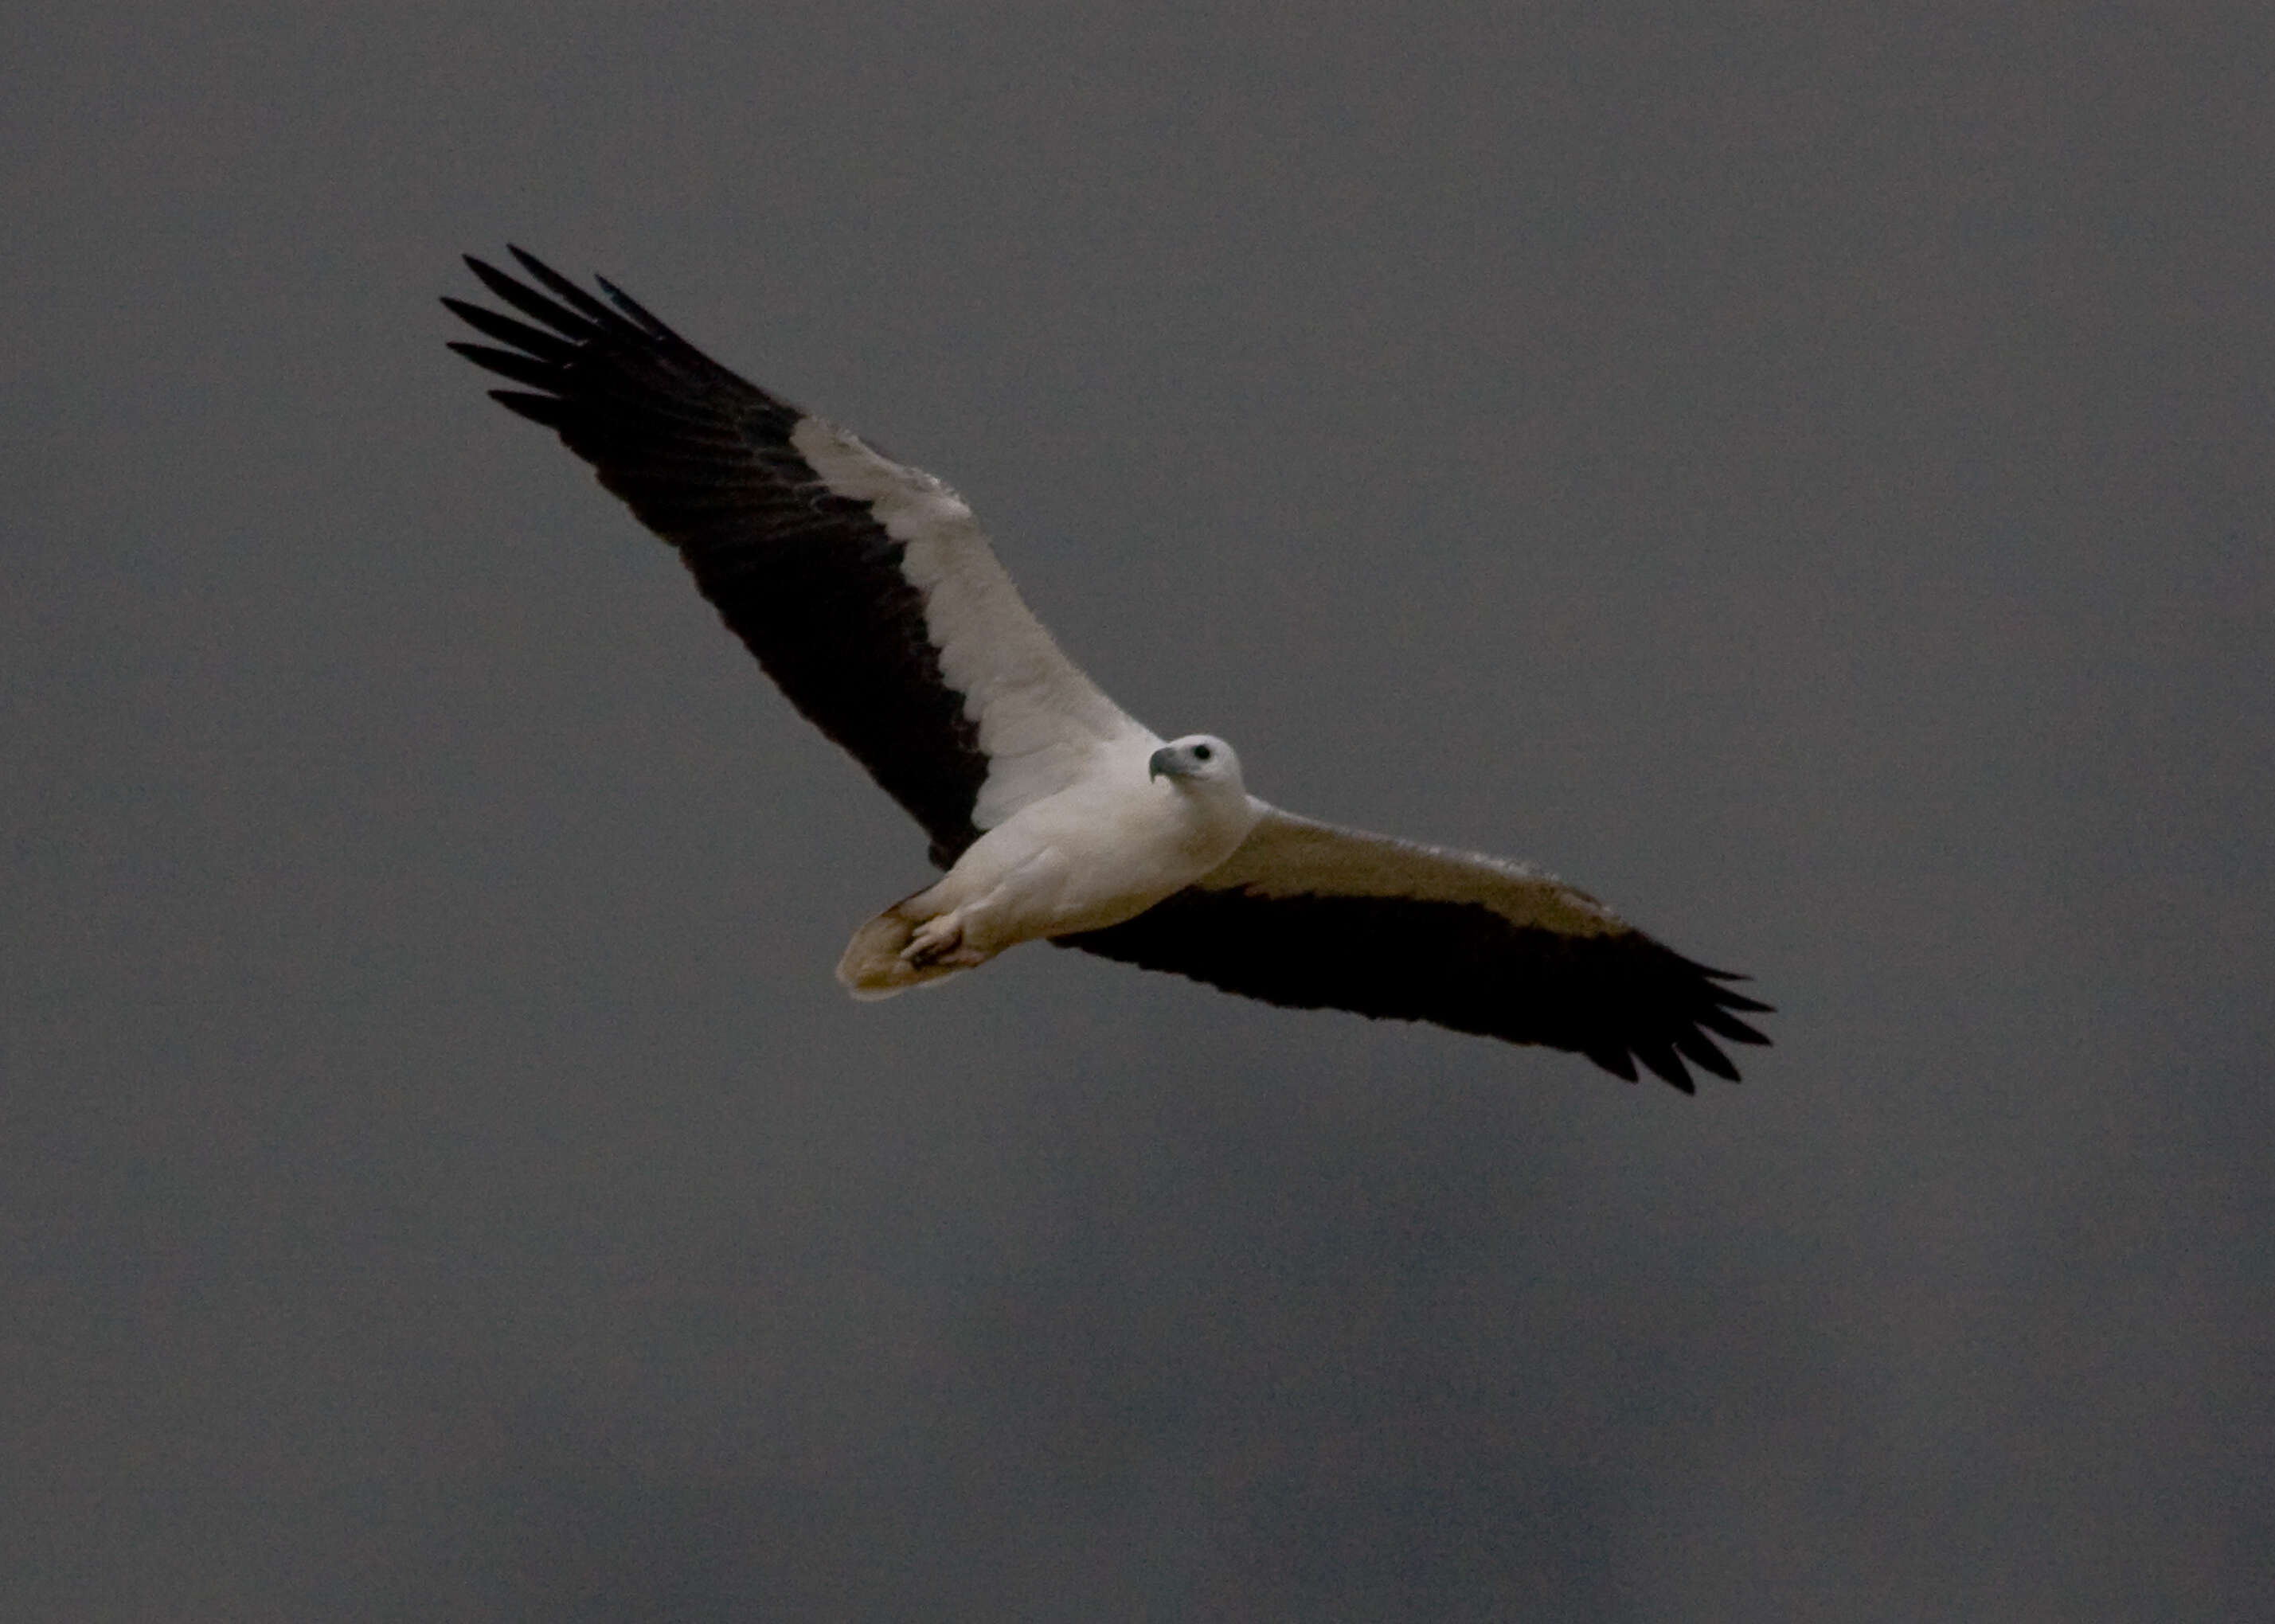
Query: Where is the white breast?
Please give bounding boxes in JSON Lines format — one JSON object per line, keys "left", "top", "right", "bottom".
{"left": 940, "top": 742, "right": 1260, "bottom": 945}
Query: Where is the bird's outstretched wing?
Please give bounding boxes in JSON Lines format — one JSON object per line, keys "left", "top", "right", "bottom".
{"left": 1057, "top": 808, "right": 1771, "bottom": 1090}
{"left": 444, "top": 248, "right": 1150, "bottom": 867}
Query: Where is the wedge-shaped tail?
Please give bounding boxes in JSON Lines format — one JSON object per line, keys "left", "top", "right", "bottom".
{"left": 836, "top": 899, "right": 970, "bottom": 999}
{"left": 445, "top": 252, "right": 1774, "bottom": 1089}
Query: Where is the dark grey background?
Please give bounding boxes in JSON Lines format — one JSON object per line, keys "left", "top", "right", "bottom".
{"left": 6, "top": 3, "right": 2268, "bottom": 1618}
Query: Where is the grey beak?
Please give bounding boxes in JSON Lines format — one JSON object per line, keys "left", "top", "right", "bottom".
{"left": 1147, "top": 746, "right": 1177, "bottom": 781}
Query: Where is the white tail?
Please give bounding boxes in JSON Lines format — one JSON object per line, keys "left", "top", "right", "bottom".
{"left": 835, "top": 898, "right": 974, "bottom": 999}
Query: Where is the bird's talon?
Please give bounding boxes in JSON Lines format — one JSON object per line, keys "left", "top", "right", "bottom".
{"left": 901, "top": 916, "right": 963, "bottom": 966}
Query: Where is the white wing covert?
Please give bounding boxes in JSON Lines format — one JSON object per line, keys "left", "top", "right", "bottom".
{"left": 445, "top": 248, "right": 1148, "bottom": 867}
{"left": 448, "top": 251, "right": 1773, "bottom": 1087}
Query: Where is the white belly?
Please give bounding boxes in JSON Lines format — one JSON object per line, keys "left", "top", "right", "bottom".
{"left": 930, "top": 759, "right": 1257, "bottom": 950}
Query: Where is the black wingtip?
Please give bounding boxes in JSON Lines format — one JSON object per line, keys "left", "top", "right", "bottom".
{"left": 1631, "top": 1037, "right": 1696, "bottom": 1094}
{"left": 509, "top": 245, "right": 612, "bottom": 315}
{"left": 449, "top": 341, "right": 562, "bottom": 392}
{"left": 487, "top": 388, "right": 570, "bottom": 427}
{"left": 1587, "top": 1045, "right": 1640, "bottom": 1083}
{"left": 594, "top": 272, "right": 663, "bottom": 328}
{"left": 1675, "top": 1029, "right": 1742, "bottom": 1083}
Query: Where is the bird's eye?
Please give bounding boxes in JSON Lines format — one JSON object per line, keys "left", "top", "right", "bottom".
{"left": 1192, "top": 744, "right": 1214, "bottom": 762}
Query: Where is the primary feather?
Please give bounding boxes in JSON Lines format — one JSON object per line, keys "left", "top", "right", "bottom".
{"left": 445, "top": 249, "right": 1772, "bottom": 1089}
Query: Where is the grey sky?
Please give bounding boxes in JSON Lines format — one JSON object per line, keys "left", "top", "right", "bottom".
{"left": 5, "top": 3, "right": 2269, "bottom": 1618}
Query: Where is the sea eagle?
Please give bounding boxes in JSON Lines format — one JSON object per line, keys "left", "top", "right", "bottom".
{"left": 444, "top": 249, "right": 1770, "bottom": 1091}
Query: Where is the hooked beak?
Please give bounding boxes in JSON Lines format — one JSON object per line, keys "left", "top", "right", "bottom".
{"left": 1147, "top": 745, "right": 1179, "bottom": 782}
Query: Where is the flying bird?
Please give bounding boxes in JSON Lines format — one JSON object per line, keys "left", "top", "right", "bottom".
{"left": 443, "top": 248, "right": 1770, "bottom": 1091}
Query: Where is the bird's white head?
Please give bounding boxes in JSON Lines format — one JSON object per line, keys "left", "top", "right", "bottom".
{"left": 1147, "top": 734, "right": 1245, "bottom": 794}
